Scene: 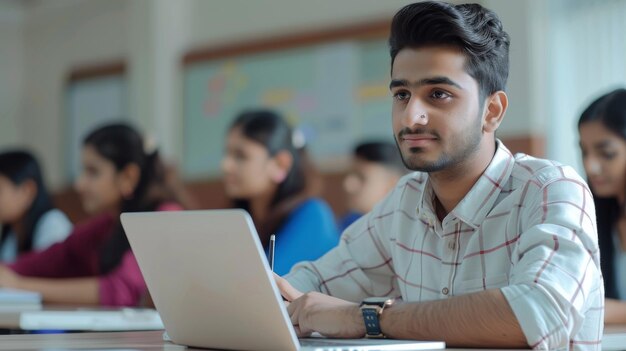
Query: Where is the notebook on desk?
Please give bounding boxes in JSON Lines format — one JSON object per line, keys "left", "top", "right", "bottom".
{"left": 121, "top": 209, "right": 445, "bottom": 351}
{"left": 18, "top": 308, "right": 163, "bottom": 331}
{"left": 0, "top": 288, "right": 42, "bottom": 311}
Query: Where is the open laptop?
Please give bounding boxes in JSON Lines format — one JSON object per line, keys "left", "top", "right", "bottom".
{"left": 121, "top": 209, "right": 445, "bottom": 351}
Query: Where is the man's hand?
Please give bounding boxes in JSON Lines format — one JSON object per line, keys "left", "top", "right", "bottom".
{"left": 274, "top": 273, "right": 302, "bottom": 302}
{"left": 274, "top": 274, "right": 365, "bottom": 338}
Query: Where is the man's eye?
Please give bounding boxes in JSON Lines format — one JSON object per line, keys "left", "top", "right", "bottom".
{"left": 393, "top": 91, "right": 410, "bottom": 101}
{"left": 431, "top": 90, "right": 451, "bottom": 99}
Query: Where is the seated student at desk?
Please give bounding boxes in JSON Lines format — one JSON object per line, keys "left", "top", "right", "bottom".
{"left": 578, "top": 88, "right": 626, "bottom": 324}
{"left": 275, "top": 1, "right": 603, "bottom": 349}
{"left": 338, "top": 141, "right": 406, "bottom": 232}
{"left": 0, "top": 123, "right": 183, "bottom": 306}
{"left": 221, "top": 109, "right": 338, "bottom": 275}
{"left": 0, "top": 150, "right": 72, "bottom": 263}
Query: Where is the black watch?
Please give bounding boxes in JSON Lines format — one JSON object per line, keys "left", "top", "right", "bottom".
{"left": 360, "top": 297, "right": 395, "bottom": 338}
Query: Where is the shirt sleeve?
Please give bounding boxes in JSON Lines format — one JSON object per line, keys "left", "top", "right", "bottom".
{"left": 32, "top": 209, "right": 73, "bottom": 252}
{"left": 285, "top": 189, "right": 401, "bottom": 302}
{"left": 9, "top": 215, "right": 113, "bottom": 278}
{"left": 273, "top": 199, "right": 339, "bottom": 275}
{"left": 98, "top": 251, "right": 146, "bottom": 306}
{"left": 501, "top": 169, "right": 603, "bottom": 349}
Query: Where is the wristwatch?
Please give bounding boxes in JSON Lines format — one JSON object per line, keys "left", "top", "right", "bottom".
{"left": 360, "top": 297, "right": 395, "bottom": 338}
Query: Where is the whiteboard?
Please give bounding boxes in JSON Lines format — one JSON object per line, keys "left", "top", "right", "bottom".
{"left": 182, "top": 38, "right": 394, "bottom": 179}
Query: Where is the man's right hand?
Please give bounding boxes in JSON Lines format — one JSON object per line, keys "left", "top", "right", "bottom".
{"left": 273, "top": 273, "right": 302, "bottom": 302}
{"left": 273, "top": 273, "right": 364, "bottom": 338}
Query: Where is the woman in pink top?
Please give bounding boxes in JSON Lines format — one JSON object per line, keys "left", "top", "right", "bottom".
{"left": 0, "top": 123, "right": 183, "bottom": 306}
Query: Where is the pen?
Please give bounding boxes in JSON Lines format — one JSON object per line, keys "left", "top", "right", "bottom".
{"left": 269, "top": 234, "right": 288, "bottom": 301}
{"left": 269, "top": 234, "right": 276, "bottom": 272}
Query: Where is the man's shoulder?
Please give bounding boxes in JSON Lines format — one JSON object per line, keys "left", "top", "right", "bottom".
{"left": 510, "top": 153, "right": 586, "bottom": 188}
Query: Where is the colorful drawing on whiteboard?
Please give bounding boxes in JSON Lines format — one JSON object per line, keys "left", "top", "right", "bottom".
{"left": 203, "top": 61, "right": 248, "bottom": 119}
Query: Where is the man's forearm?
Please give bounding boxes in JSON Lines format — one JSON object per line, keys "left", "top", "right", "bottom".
{"left": 380, "top": 289, "right": 528, "bottom": 348}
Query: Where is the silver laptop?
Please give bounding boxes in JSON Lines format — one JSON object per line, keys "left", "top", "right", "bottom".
{"left": 121, "top": 209, "right": 445, "bottom": 351}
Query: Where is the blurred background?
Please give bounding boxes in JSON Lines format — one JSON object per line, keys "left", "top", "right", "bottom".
{"left": 0, "top": 0, "right": 625, "bottom": 222}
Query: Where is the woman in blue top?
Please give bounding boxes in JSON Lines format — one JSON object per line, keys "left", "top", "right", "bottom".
{"left": 221, "top": 109, "right": 338, "bottom": 275}
{"left": 0, "top": 150, "right": 72, "bottom": 263}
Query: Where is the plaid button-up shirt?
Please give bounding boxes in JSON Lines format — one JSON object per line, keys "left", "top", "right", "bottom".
{"left": 286, "top": 141, "right": 603, "bottom": 350}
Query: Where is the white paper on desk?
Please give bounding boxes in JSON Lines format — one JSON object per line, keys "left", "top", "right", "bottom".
{"left": 0, "top": 288, "right": 42, "bottom": 303}
{"left": 0, "top": 288, "right": 42, "bottom": 311}
{"left": 19, "top": 308, "right": 164, "bottom": 331}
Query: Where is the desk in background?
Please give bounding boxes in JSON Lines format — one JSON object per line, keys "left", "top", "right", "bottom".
{"left": 0, "top": 307, "right": 163, "bottom": 333}
{"left": 603, "top": 325, "right": 626, "bottom": 351}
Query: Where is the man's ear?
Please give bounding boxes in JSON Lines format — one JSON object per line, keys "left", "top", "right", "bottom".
{"left": 117, "top": 163, "right": 141, "bottom": 199}
{"left": 483, "top": 91, "right": 508, "bottom": 134}
{"left": 270, "top": 151, "right": 293, "bottom": 184}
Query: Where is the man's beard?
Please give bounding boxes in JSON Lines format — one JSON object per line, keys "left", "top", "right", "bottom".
{"left": 394, "top": 117, "right": 483, "bottom": 173}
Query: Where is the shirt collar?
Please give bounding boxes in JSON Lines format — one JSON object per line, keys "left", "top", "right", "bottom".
{"left": 416, "top": 140, "right": 515, "bottom": 230}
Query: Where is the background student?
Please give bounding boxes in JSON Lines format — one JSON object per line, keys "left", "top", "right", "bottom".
{"left": 0, "top": 123, "right": 183, "bottom": 306}
{"left": 221, "top": 109, "right": 338, "bottom": 275}
{"left": 338, "top": 141, "right": 406, "bottom": 232}
{"left": 578, "top": 88, "right": 626, "bottom": 324}
{"left": 0, "top": 150, "right": 72, "bottom": 263}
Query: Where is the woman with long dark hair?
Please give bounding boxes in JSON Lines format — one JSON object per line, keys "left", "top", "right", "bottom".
{"left": 0, "top": 123, "right": 183, "bottom": 306}
{"left": 0, "top": 150, "right": 72, "bottom": 262}
{"left": 578, "top": 88, "right": 626, "bottom": 324}
{"left": 222, "top": 109, "right": 338, "bottom": 275}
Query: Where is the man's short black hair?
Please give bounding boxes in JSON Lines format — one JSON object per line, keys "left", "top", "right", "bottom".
{"left": 354, "top": 141, "right": 407, "bottom": 174}
{"left": 389, "top": 1, "right": 510, "bottom": 99}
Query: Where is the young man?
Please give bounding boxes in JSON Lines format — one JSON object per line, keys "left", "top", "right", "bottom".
{"left": 276, "top": 1, "right": 603, "bottom": 349}
{"left": 339, "top": 141, "right": 406, "bottom": 232}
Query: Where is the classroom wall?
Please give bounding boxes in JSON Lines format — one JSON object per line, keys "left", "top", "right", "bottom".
{"left": 18, "top": 0, "right": 129, "bottom": 188}
{"left": 3, "top": 0, "right": 549, "bottom": 191}
{"left": 186, "top": 0, "right": 415, "bottom": 48}
{"left": 0, "top": 0, "right": 24, "bottom": 148}
{"left": 483, "top": 0, "right": 546, "bottom": 136}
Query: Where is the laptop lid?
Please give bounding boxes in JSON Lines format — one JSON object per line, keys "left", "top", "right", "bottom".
{"left": 121, "top": 209, "right": 444, "bottom": 351}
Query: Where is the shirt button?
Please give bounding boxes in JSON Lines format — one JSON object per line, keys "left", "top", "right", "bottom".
{"left": 447, "top": 240, "right": 456, "bottom": 250}
{"left": 442, "top": 287, "right": 449, "bottom": 295}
